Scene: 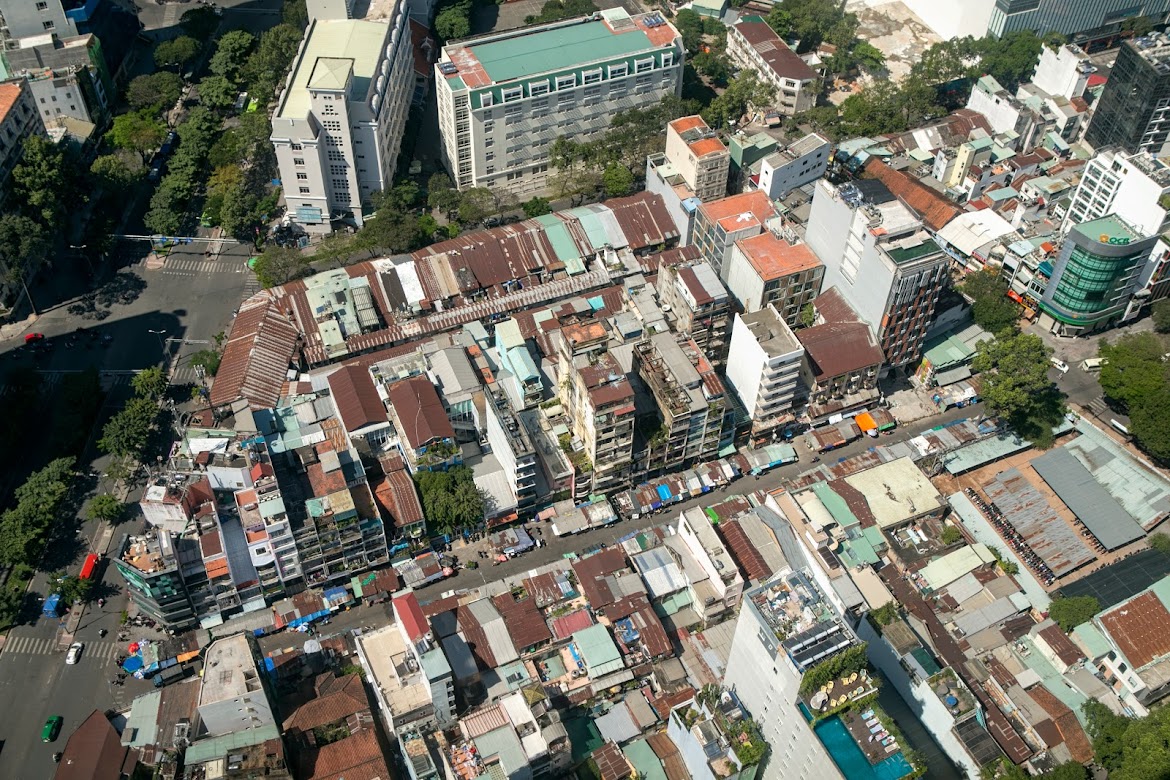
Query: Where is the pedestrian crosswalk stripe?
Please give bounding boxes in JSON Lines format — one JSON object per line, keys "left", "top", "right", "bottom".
{"left": 158, "top": 258, "right": 250, "bottom": 275}
{"left": 3, "top": 636, "right": 121, "bottom": 659}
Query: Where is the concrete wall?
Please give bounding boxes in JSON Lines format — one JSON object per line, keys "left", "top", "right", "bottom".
{"left": 723, "top": 243, "right": 766, "bottom": 312}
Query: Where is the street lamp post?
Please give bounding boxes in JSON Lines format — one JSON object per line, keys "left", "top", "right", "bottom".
{"left": 147, "top": 329, "right": 167, "bottom": 356}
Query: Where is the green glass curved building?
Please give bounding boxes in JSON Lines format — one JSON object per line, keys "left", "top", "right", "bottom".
{"left": 1039, "top": 215, "right": 1156, "bottom": 336}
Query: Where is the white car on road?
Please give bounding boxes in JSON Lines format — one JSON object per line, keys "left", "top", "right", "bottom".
{"left": 1049, "top": 358, "right": 1069, "bottom": 374}
{"left": 65, "top": 642, "right": 84, "bottom": 665}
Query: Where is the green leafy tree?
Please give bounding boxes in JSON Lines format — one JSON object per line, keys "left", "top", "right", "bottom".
{"left": 190, "top": 349, "right": 222, "bottom": 377}
{"left": 0, "top": 586, "right": 24, "bottom": 629}
{"left": 1047, "top": 595, "right": 1100, "bottom": 632}
{"left": 427, "top": 172, "right": 461, "bottom": 214}
{"left": 313, "top": 231, "right": 356, "bottom": 268}
{"left": 1152, "top": 298, "right": 1170, "bottom": 333}
{"left": 522, "top": 197, "right": 552, "bottom": 218}
{"left": 674, "top": 9, "right": 706, "bottom": 53}
{"left": 1083, "top": 699, "right": 1132, "bottom": 772}
{"left": 127, "top": 71, "right": 183, "bottom": 112}
{"left": 0, "top": 215, "right": 50, "bottom": 291}
{"left": 525, "top": 0, "right": 599, "bottom": 25}
{"left": 107, "top": 111, "right": 166, "bottom": 162}
{"left": 11, "top": 135, "right": 79, "bottom": 226}
{"left": 978, "top": 30, "right": 1043, "bottom": 92}
{"left": 132, "top": 366, "right": 169, "bottom": 400}
{"left": 435, "top": 5, "right": 471, "bottom": 40}
{"left": 798, "top": 302, "right": 816, "bottom": 328}
{"left": 253, "top": 244, "right": 308, "bottom": 288}
{"left": 417, "top": 214, "right": 440, "bottom": 240}
{"left": 356, "top": 210, "right": 423, "bottom": 255}
{"left": 241, "top": 24, "right": 303, "bottom": 101}
{"left": 48, "top": 572, "right": 93, "bottom": 605}
{"left": 1129, "top": 387, "right": 1170, "bottom": 462}
{"left": 90, "top": 152, "right": 145, "bottom": 191}
{"left": 198, "top": 74, "right": 237, "bottom": 110}
{"left": 602, "top": 163, "right": 635, "bottom": 197}
{"left": 941, "top": 525, "right": 963, "bottom": 545}
{"left": 971, "top": 332, "right": 1065, "bottom": 447}
{"left": 870, "top": 601, "right": 899, "bottom": 626}
{"left": 1042, "top": 762, "right": 1089, "bottom": 780}
{"left": 692, "top": 52, "right": 732, "bottom": 86}
{"left": 15, "top": 457, "right": 76, "bottom": 520}
{"left": 154, "top": 36, "right": 200, "bottom": 70}
{"left": 960, "top": 269, "right": 1021, "bottom": 334}
{"left": 414, "top": 466, "right": 485, "bottom": 533}
{"left": 209, "top": 29, "right": 256, "bottom": 83}
{"left": 1098, "top": 333, "right": 1167, "bottom": 413}
{"left": 1149, "top": 532, "right": 1170, "bottom": 555}
{"left": 180, "top": 6, "right": 220, "bottom": 40}
{"left": 86, "top": 493, "right": 125, "bottom": 524}
{"left": 702, "top": 71, "right": 773, "bottom": 129}
{"left": 850, "top": 41, "right": 885, "bottom": 72}
{"left": 98, "top": 396, "right": 160, "bottom": 460}
{"left": 775, "top": 0, "right": 856, "bottom": 53}
{"left": 283, "top": 0, "right": 309, "bottom": 29}
{"left": 457, "top": 187, "right": 495, "bottom": 224}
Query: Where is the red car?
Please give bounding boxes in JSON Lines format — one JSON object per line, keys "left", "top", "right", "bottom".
{"left": 24, "top": 333, "right": 44, "bottom": 343}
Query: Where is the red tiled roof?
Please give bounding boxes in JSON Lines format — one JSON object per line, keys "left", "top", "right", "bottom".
{"left": 326, "top": 365, "right": 386, "bottom": 433}
{"left": 210, "top": 295, "right": 300, "bottom": 410}
{"left": 1086, "top": 73, "right": 1107, "bottom": 87}
{"left": 732, "top": 21, "right": 817, "bottom": 82}
{"left": 492, "top": 592, "right": 552, "bottom": 650}
{"left": 649, "top": 687, "right": 695, "bottom": 720}
{"left": 646, "top": 733, "right": 689, "bottom": 780}
{"left": 387, "top": 375, "right": 455, "bottom": 450}
{"left": 1100, "top": 591, "right": 1170, "bottom": 669}
{"left": 699, "top": 190, "right": 775, "bottom": 230}
{"left": 283, "top": 674, "right": 368, "bottom": 734}
{"left": 55, "top": 710, "right": 129, "bottom": 780}
{"left": 299, "top": 728, "right": 390, "bottom": 780}
{"left": 1028, "top": 685, "right": 1094, "bottom": 764}
{"left": 572, "top": 548, "right": 629, "bottom": 610}
{"left": 393, "top": 592, "right": 430, "bottom": 643}
{"left": 593, "top": 741, "right": 632, "bottom": 780}
{"left": 551, "top": 608, "right": 596, "bottom": 640}
{"left": 862, "top": 158, "right": 961, "bottom": 232}
{"left": 669, "top": 116, "right": 705, "bottom": 135}
{"left": 0, "top": 83, "right": 24, "bottom": 125}
{"left": 372, "top": 468, "right": 424, "bottom": 528}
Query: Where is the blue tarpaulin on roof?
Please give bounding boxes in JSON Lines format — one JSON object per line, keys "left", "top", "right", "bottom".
{"left": 656, "top": 485, "right": 672, "bottom": 502}
{"left": 588, "top": 296, "right": 604, "bottom": 311}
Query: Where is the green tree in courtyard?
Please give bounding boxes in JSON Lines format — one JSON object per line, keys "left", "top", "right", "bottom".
{"left": 1047, "top": 595, "right": 1099, "bottom": 632}
{"left": 971, "top": 332, "right": 1065, "bottom": 447}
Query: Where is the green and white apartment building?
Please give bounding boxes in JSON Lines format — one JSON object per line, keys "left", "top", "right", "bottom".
{"left": 434, "top": 9, "right": 684, "bottom": 195}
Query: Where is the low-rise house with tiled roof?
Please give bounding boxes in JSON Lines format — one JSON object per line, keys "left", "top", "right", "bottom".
{"left": 794, "top": 288, "right": 884, "bottom": 424}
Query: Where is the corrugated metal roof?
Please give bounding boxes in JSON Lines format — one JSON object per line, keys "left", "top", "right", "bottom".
{"left": 1064, "top": 420, "right": 1170, "bottom": 530}
{"left": 1032, "top": 448, "right": 1145, "bottom": 550}
{"left": 983, "top": 469, "right": 1096, "bottom": 577}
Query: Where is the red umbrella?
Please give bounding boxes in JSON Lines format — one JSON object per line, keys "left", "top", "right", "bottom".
{"left": 128, "top": 642, "right": 140, "bottom": 653}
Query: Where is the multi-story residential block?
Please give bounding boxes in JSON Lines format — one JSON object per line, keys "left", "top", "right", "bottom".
{"left": 6, "top": 34, "right": 112, "bottom": 129}
{"left": 676, "top": 506, "right": 745, "bottom": 622}
{"left": 0, "top": 0, "right": 138, "bottom": 82}
{"left": 724, "top": 570, "right": 856, "bottom": 780}
{"left": 933, "top": 134, "right": 994, "bottom": 194}
{"left": 806, "top": 179, "right": 949, "bottom": 373}
{"left": 663, "top": 115, "right": 730, "bottom": 201}
{"left": 966, "top": 75, "right": 1046, "bottom": 150}
{"left": 690, "top": 190, "right": 777, "bottom": 279}
{"left": 794, "top": 288, "right": 884, "bottom": 424}
{"left": 748, "top": 132, "right": 831, "bottom": 200}
{"left": 114, "top": 529, "right": 198, "bottom": 630}
{"left": 197, "top": 634, "right": 276, "bottom": 736}
{"left": 1031, "top": 42, "right": 1094, "bottom": 100}
{"left": 1039, "top": 215, "right": 1158, "bottom": 336}
{"left": 726, "top": 17, "right": 817, "bottom": 116}
{"left": 656, "top": 259, "right": 732, "bottom": 364}
{"left": 495, "top": 318, "right": 543, "bottom": 409}
{"left": 1062, "top": 148, "right": 1170, "bottom": 237}
{"left": 0, "top": 78, "right": 43, "bottom": 203}
{"left": 386, "top": 375, "right": 460, "bottom": 473}
{"left": 723, "top": 231, "right": 824, "bottom": 321}
{"left": 434, "top": 9, "right": 683, "bottom": 194}
{"left": 483, "top": 386, "right": 538, "bottom": 512}
{"left": 724, "top": 306, "right": 805, "bottom": 436}
{"left": 558, "top": 323, "right": 635, "bottom": 496}
{"left": 1085, "top": 37, "right": 1170, "bottom": 156}
{"left": 634, "top": 332, "right": 726, "bottom": 475}
{"left": 272, "top": 0, "right": 414, "bottom": 230}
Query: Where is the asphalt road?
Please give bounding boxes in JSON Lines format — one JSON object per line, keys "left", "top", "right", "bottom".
{"left": 0, "top": 251, "right": 256, "bottom": 779}
{"left": 409, "top": 402, "right": 986, "bottom": 603}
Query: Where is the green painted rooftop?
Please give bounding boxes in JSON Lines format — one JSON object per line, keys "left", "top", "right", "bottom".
{"left": 1074, "top": 214, "right": 1141, "bottom": 243}
{"left": 468, "top": 21, "right": 656, "bottom": 82}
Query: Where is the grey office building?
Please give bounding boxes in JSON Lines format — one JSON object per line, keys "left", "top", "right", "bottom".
{"left": 988, "top": 0, "right": 1170, "bottom": 45}
{"left": 1085, "top": 37, "right": 1170, "bottom": 156}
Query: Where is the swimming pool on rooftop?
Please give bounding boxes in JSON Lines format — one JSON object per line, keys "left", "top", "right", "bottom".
{"left": 800, "top": 703, "right": 914, "bottom": 780}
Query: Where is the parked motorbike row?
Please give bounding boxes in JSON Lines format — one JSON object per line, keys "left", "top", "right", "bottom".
{"left": 964, "top": 488, "right": 1056, "bottom": 586}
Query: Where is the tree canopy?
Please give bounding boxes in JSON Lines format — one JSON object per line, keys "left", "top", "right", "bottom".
{"left": 154, "top": 36, "right": 200, "bottom": 70}
{"left": 1047, "top": 595, "right": 1099, "bottom": 632}
{"left": 127, "top": 71, "right": 183, "bottom": 112}
{"left": 971, "top": 332, "right": 1065, "bottom": 447}
{"left": 414, "top": 466, "right": 486, "bottom": 533}
{"left": 1098, "top": 332, "right": 1170, "bottom": 462}
{"left": 524, "top": 0, "right": 598, "bottom": 25}
{"left": 107, "top": 111, "right": 166, "bottom": 162}
{"left": 252, "top": 245, "right": 308, "bottom": 288}
{"left": 180, "top": 6, "right": 220, "bottom": 40}
{"left": 1084, "top": 698, "right": 1170, "bottom": 780}
{"left": 1152, "top": 299, "right": 1170, "bottom": 333}
{"left": 209, "top": 29, "right": 256, "bottom": 83}
{"left": 960, "top": 269, "right": 1021, "bottom": 334}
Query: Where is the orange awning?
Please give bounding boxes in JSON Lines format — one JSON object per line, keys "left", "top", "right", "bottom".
{"left": 856, "top": 413, "right": 877, "bottom": 432}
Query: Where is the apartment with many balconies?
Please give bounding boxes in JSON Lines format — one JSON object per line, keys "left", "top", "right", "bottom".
{"left": 634, "top": 332, "right": 727, "bottom": 477}
{"left": 725, "top": 305, "right": 806, "bottom": 437}
{"left": 434, "top": 8, "right": 683, "bottom": 194}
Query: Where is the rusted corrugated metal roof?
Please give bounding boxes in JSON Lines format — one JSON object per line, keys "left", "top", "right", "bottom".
{"left": 210, "top": 294, "right": 300, "bottom": 410}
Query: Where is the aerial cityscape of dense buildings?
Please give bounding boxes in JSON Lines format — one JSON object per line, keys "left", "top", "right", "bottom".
{"left": 5, "top": 2, "right": 1170, "bottom": 780}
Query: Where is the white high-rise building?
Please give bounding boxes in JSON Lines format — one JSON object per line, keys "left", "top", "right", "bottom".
{"left": 1062, "top": 148, "right": 1170, "bottom": 237}
{"left": 1031, "top": 42, "right": 1093, "bottom": 100}
{"left": 271, "top": 0, "right": 414, "bottom": 231}
{"left": 724, "top": 570, "right": 853, "bottom": 780}
{"left": 724, "top": 306, "right": 805, "bottom": 435}
{"left": 434, "top": 9, "right": 683, "bottom": 195}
